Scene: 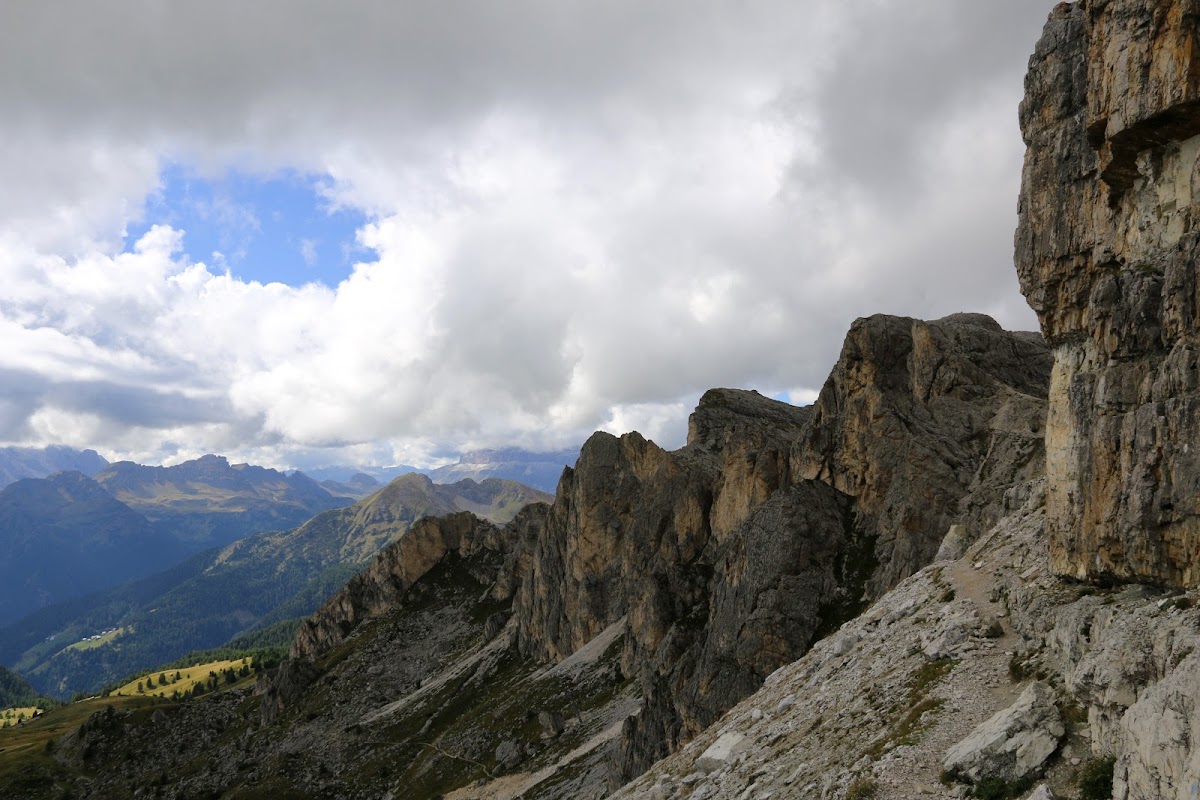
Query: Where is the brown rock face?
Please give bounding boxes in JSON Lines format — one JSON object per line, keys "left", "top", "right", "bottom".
{"left": 1018, "top": 0, "right": 1200, "bottom": 586}
{"left": 501, "top": 392, "right": 853, "bottom": 783}
{"left": 290, "top": 511, "right": 507, "bottom": 661}
{"left": 797, "top": 313, "right": 1051, "bottom": 596}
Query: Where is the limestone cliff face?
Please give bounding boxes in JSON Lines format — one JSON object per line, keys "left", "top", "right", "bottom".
{"left": 1018, "top": 0, "right": 1200, "bottom": 586}
{"left": 501, "top": 391, "right": 847, "bottom": 782}
{"left": 797, "top": 313, "right": 1051, "bottom": 595}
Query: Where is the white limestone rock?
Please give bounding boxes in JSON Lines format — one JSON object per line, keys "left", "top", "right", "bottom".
{"left": 943, "top": 681, "right": 1064, "bottom": 784}
{"left": 1113, "top": 653, "right": 1200, "bottom": 800}
{"left": 696, "top": 732, "right": 747, "bottom": 774}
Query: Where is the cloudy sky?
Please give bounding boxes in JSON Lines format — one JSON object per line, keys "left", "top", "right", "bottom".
{"left": 0, "top": 0, "right": 1053, "bottom": 470}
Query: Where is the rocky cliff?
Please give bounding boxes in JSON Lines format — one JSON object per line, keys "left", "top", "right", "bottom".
{"left": 613, "top": 4, "right": 1200, "bottom": 797}
{"left": 797, "top": 313, "right": 1051, "bottom": 595}
{"left": 238, "top": 311, "right": 1049, "bottom": 795}
{"left": 1018, "top": 0, "right": 1200, "bottom": 587}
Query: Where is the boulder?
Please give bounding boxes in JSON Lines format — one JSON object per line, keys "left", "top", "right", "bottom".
{"left": 695, "top": 732, "right": 746, "bottom": 774}
{"left": 943, "top": 681, "right": 1064, "bottom": 784}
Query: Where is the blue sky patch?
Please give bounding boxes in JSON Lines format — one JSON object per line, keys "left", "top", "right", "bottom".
{"left": 126, "top": 163, "right": 371, "bottom": 287}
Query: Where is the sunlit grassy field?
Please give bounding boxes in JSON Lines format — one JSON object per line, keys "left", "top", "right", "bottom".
{"left": 62, "top": 626, "right": 126, "bottom": 654}
{"left": 110, "top": 657, "right": 255, "bottom": 698}
{"left": 0, "top": 707, "right": 42, "bottom": 728}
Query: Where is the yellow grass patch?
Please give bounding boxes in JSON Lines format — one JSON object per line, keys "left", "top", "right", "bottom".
{"left": 0, "top": 707, "right": 41, "bottom": 728}
{"left": 62, "top": 626, "right": 126, "bottom": 653}
{"left": 110, "top": 658, "right": 254, "bottom": 698}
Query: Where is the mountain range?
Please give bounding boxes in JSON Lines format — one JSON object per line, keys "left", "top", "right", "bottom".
{"left": 93, "top": 454, "right": 349, "bottom": 549}
{"left": 0, "top": 446, "right": 108, "bottom": 489}
{"left": 0, "top": 473, "right": 551, "bottom": 698}
{"left": 304, "top": 447, "right": 579, "bottom": 494}
{"left": 0, "top": 472, "right": 187, "bottom": 627}
{"left": 0, "top": 455, "right": 355, "bottom": 628}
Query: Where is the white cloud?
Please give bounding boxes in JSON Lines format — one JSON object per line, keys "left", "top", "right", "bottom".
{"left": 0, "top": 0, "right": 1052, "bottom": 467}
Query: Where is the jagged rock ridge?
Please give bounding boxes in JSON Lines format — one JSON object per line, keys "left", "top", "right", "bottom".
{"left": 0, "top": 473, "right": 549, "bottom": 700}
{"left": 258, "top": 312, "right": 1051, "bottom": 795}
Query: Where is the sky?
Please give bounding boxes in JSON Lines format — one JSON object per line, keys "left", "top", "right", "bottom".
{"left": 0, "top": 0, "right": 1054, "bottom": 470}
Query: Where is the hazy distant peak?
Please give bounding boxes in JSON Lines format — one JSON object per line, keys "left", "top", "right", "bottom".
{"left": 0, "top": 445, "right": 110, "bottom": 490}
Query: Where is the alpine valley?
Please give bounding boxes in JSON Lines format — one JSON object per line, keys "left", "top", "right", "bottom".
{"left": 7, "top": 2, "right": 1200, "bottom": 799}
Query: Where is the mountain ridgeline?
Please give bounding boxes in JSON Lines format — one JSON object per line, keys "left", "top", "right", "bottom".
{"left": 0, "top": 454, "right": 356, "bottom": 629}
{"left": 93, "top": 454, "right": 349, "bottom": 549}
{"left": 0, "top": 473, "right": 551, "bottom": 699}
{"left": 0, "top": 445, "right": 108, "bottom": 490}
{"left": 306, "top": 447, "right": 580, "bottom": 494}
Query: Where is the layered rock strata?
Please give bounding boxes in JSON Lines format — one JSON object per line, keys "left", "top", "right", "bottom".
{"left": 1018, "top": 0, "right": 1200, "bottom": 586}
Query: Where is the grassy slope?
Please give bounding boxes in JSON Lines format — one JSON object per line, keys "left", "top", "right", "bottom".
{"left": 0, "top": 707, "right": 42, "bottom": 728}
{"left": 0, "top": 694, "right": 163, "bottom": 798}
{"left": 110, "top": 658, "right": 254, "bottom": 698}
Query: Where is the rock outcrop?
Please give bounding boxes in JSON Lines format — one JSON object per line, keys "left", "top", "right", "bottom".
{"left": 1018, "top": 0, "right": 1200, "bottom": 587}
{"left": 797, "top": 313, "right": 1050, "bottom": 595}
{"left": 942, "top": 681, "right": 1064, "bottom": 786}
{"left": 1114, "top": 652, "right": 1200, "bottom": 799}
{"left": 290, "top": 511, "right": 507, "bottom": 660}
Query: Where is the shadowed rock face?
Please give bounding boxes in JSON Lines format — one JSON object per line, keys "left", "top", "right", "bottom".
{"left": 797, "top": 313, "right": 1051, "bottom": 597}
{"left": 493, "top": 315, "right": 1050, "bottom": 784}
{"left": 1018, "top": 0, "right": 1200, "bottom": 587}
{"left": 501, "top": 395, "right": 854, "bottom": 783}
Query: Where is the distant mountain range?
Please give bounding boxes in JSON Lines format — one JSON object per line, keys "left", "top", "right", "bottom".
{"left": 0, "top": 472, "right": 188, "bottom": 627}
{"left": 0, "top": 444, "right": 578, "bottom": 495}
{"left": 0, "top": 473, "right": 552, "bottom": 698}
{"left": 317, "top": 472, "right": 382, "bottom": 500}
{"left": 427, "top": 448, "right": 578, "bottom": 492}
{"left": 94, "top": 454, "right": 350, "bottom": 548}
{"left": 0, "top": 446, "right": 108, "bottom": 489}
{"left": 303, "top": 447, "right": 579, "bottom": 494}
{"left": 0, "top": 455, "right": 354, "bottom": 628}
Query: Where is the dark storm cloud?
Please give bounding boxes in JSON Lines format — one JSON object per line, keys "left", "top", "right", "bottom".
{"left": 809, "top": 0, "right": 1051, "bottom": 195}
{"left": 0, "top": 364, "right": 232, "bottom": 433}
